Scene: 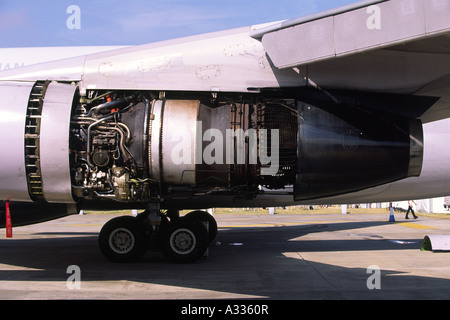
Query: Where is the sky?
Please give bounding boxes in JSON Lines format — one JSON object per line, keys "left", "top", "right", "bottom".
{"left": 0, "top": 0, "right": 361, "bottom": 48}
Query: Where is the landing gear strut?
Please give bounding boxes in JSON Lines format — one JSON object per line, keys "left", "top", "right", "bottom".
{"left": 98, "top": 209, "right": 217, "bottom": 263}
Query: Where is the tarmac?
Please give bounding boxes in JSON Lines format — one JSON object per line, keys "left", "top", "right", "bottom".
{"left": 1, "top": 209, "right": 450, "bottom": 301}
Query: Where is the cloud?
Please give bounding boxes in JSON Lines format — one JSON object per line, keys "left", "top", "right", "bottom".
{"left": 82, "top": 1, "right": 245, "bottom": 44}
{"left": 76, "top": 0, "right": 331, "bottom": 45}
{"left": 116, "top": 4, "right": 233, "bottom": 33}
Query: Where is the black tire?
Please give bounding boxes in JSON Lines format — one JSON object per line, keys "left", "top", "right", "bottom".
{"left": 161, "top": 219, "right": 208, "bottom": 263}
{"left": 183, "top": 210, "right": 218, "bottom": 243}
{"left": 98, "top": 216, "right": 146, "bottom": 262}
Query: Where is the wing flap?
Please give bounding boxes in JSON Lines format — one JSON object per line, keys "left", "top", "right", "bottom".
{"left": 259, "top": 0, "right": 450, "bottom": 68}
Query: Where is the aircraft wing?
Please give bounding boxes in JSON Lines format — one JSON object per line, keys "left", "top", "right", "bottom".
{"left": 251, "top": 0, "right": 450, "bottom": 123}
{"left": 0, "top": 46, "right": 128, "bottom": 72}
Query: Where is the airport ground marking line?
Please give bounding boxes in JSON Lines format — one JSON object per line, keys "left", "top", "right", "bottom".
{"left": 218, "top": 220, "right": 350, "bottom": 228}
{"left": 395, "top": 222, "right": 437, "bottom": 230}
{"left": 67, "top": 223, "right": 104, "bottom": 227}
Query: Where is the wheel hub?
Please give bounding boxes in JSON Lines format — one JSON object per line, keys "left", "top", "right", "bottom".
{"left": 170, "top": 228, "right": 196, "bottom": 255}
{"left": 109, "top": 228, "right": 135, "bottom": 254}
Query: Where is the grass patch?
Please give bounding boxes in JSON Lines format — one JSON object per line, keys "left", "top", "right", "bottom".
{"left": 80, "top": 206, "right": 450, "bottom": 218}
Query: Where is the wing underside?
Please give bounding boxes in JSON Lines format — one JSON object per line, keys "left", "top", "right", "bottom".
{"left": 252, "top": 0, "right": 450, "bottom": 122}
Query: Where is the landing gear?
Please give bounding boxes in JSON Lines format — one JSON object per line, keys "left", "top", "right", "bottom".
{"left": 98, "top": 209, "right": 217, "bottom": 263}
{"left": 183, "top": 210, "right": 217, "bottom": 244}
{"left": 161, "top": 218, "right": 208, "bottom": 263}
{"left": 98, "top": 216, "right": 147, "bottom": 262}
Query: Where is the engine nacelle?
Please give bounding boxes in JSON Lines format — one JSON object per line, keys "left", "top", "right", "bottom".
{"left": 0, "top": 81, "right": 76, "bottom": 203}
{"left": 294, "top": 101, "right": 423, "bottom": 200}
{"left": 0, "top": 81, "right": 424, "bottom": 210}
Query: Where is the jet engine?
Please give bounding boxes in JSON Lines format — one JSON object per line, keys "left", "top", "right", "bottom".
{"left": 69, "top": 91, "right": 298, "bottom": 205}
{"left": 0, "top": 81, "right": 424, "bottom": 210}
{"left": 0, "top": 80, "right": 424, "bottom": 261}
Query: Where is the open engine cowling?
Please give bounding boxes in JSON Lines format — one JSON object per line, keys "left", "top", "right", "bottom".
{"left": 0, "top": 81, "right": 424, "bottom": 213}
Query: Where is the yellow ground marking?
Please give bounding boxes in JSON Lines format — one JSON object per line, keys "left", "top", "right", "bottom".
{"left": 67, "top": 223, "right": 103, "bottom": 227}
{"left": 220, "top": 220, "right": 438, "bottom": 230}
{"left": 67, "top": 219, "right": 437, "bottom": 230}
{"left": 218, "top": 220, "right": 348, "bottom": 228}
{"left": 396, "top": 222, "right": 437, "bottom": 230}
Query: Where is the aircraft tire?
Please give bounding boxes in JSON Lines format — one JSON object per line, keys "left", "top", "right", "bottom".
{"left": 161, "top": 218, "right": 208, "bottom": 263}
{"left": 98, "top": 216, "right": 147, "bottom": 262}
{"left": 182, "top": 210, "right": 217, "bottom": 243}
